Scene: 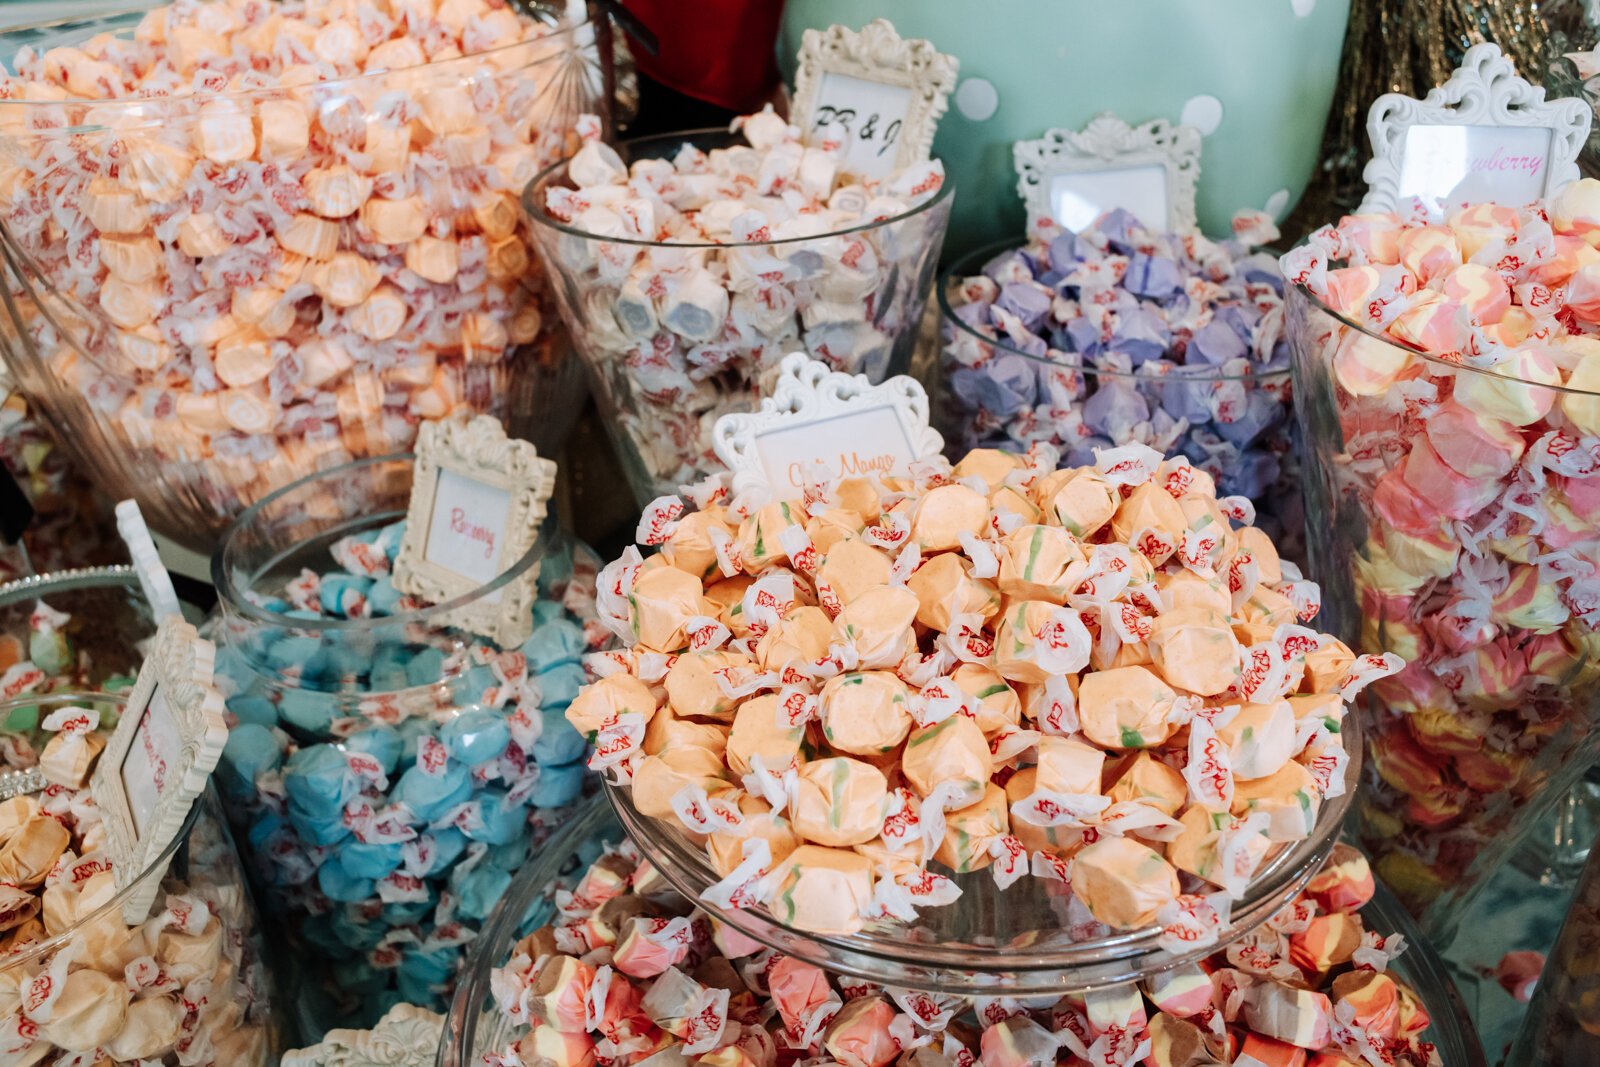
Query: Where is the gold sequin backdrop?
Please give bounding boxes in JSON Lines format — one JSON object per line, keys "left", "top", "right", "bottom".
{"left": 1289, "top": 0, "right": 1600, "bottom": 237}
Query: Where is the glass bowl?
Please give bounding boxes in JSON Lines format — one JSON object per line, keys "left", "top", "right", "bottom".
{"left": 1285, "top": 281, "right": 1600, "bottom": 943}
{"left": 0, "top": 4, "right": 601, "bottom": 553}
{"left": 525, "top": 129, "right": 955, "bottom": 504}
{"left": 0, "top": 691, "right": 279, "bottom": 1065}
{"left": 209, "top": 454, "right": 601, "bottom": 1035}
{"left": 603, "top": 724, "right": 1359, "bottom": 999}
{"left": 936, "top": 239, "right": 1301, "bottom": 553}
{"left": 441, "top": 796, "right": 1485, "bottom": 1067}
{"left": 439, "top": 792, "right": 614, "bottom": 1067}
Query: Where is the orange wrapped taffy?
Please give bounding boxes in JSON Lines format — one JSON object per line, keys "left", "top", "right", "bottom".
{"left": 576, "top": 442, "right": 1374, "bottom": 935}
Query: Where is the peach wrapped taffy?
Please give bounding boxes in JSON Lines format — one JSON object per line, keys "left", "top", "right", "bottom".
{"left": 1284, "top": 177, "right": 1600, "bottom": 927}
{"left": 575, "top": 442, "right": 1376, "bottom": 937}
{"left": 0, "top": 0, "right": 596, "bottom": 546}
{"left": 485, "top": 840, "right": 1445, "bottom": 1067}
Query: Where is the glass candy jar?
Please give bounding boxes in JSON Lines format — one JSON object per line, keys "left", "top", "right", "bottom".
{"left": 525, "top": 129, "right": 954, "bottom": 504}
{"left": 209, "top": 454, "right": 603, "bottom": 1034}
{"left": 1286, "top": 282, "right": 1600, "bottom": 941}
{"left": 0, "top": 692, "right": 277, "bottom": 1066}
{"left": 0, "top": 3, "right": 601, "bottom": 552}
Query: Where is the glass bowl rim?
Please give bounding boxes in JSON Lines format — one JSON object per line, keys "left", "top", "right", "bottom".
{"left": 523, "top": 126, "right": 956, "bottom": 251}
{"left": 0, "top": 3, "right": 591, "bottom": 110}
{"left": 0, "top": 690, "right": 206, "bottom": 971}
{"left": 211, "top": 452, "right": 553, "bottom": 637}
{"left": 937, "top": 237, "right": 1290, "bottom": 386}
{"left": 1289, "top": 280, "right": 1600, "bottom": 399}
{"left": 604, "top": 713, "right": 1361, "bottom": 993}
{"left": 0, "top": 565, "right": 140, "bottom": 605}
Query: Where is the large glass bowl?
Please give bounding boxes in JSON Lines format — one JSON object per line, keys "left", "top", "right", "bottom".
{"left": 1285, "top": 281, "right": 1600, "bottom": 943}
{"left": 0, "top": 5, "right": 601, "bottom": 553}
{"left": 936, "top": 239, "right": 1301, "bottom": 553}
{"left": 604, "top": 726, "right": 1358, "bottom": 999}
{"left": 0, "top": 691, "right": 279, "bottom": 1066}
{"left": 439, "top": 792, "right": 612, "bottom": 1067}
{"left": 525, "top": 129, "right": 955, "bottom": 504}
{"left": 209, "top": 454, "right": 599, "bottom": 1037}
{"left": 441, "top": 796, "right": 1484, "bottom": 1067}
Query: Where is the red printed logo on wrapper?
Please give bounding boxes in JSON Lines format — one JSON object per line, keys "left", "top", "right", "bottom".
{"left": 417, "top": 736, "right": 449, "bottom": 777}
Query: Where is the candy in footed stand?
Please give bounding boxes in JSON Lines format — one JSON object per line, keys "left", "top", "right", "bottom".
{"left": 1283, "top": 177, "right": 1600, "bottom": 934}
{"left": 0, "top": 392, "right": 120, "bottom": 581}
{"left": 0, "top": 691, "right": 275, "bottom": 1065}
{"left": 939, "top": 208, "right": 1303, "bottom": 556}
{"left": 211, "top": 514, "right": 609, "bottom": 1027}
{"left": 475, "top": 837, "right": 1447, "bottom": 1067}
{"left": 526, "top": 108, "right": 955, "bottom": 501}
{"left": 573, "top": 440, "right": 1385, "bottom": 941}
{"left": 0, "top": 0, "right": 599, "bottom": 547}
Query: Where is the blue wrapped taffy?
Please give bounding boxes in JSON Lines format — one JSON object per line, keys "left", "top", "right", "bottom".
{"left": 212, "top": 515, "right": 605, "bottom": 1027}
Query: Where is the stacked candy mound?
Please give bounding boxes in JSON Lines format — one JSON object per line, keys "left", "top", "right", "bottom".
{"left": 482, "top": 838, "right": 1441, "bottom": 1067}
{"left": 213, "top": 518, "right": 604, "bottom": 1020}
{"left": 568, "top": 443, "right": 1396, "bottom": 940}
{"left": 940, "top": 210, "right": 1298, "bottom": 545}
{"left": 0, "top": 730, "right": 270, "bottom": 1064}
{"left": 0, "top": 0, "right": 591, "bottom": 532}
{"left": 1283, "top": 179, "right": 1600, "bottom": 917}
{"left": 532, "top": 107, "right": 951, "bottom": 495}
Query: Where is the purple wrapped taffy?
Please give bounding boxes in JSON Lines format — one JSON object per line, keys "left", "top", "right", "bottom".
{"left": 936, "top": 207, "right": 1302, "bottom": 552}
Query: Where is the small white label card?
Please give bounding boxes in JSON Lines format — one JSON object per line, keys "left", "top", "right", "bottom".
{"left": 712, "top": 352, "right": 945, "bottom": 497}
{"left": 1359, "top": 42, "right": 1592, "bottom": 218}
{"left": 1014, "top": 114, "right": 1202, "bottom": 235}
{"left": 90, "top": 615, "right": 228, "bottom": 924}
{"left": 790, "top": 18, "right": 958, "bottom": 181}
{"left": 392, "top": 415, "right": 557, "bottom": 648}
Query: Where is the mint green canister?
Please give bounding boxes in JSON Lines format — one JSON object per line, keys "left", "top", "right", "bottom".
{"left": 780, "top": 0, "right": 1351, "bottom": 255}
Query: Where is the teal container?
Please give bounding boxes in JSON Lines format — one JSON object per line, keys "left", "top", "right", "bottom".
{"left": 780, "top": 0, "right": 1350, "bottom": 255}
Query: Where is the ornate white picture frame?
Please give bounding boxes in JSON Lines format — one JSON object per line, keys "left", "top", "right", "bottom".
{"left": 712, "top": 353, "right": 944, "bottom": 498}
{"left": 90, "top": 616, "right": 228, "bottom": 924}
{"left": 1359, "top": 42, "right": 1592, "bottom": 217}
{"left": 392, "top": 415, "right": 556, "bottom": 649}
{"left": 790, "top": 18, "right": 958, "bottom": 179}
{"left": 1014, "top": 114, "right": 1202, "bottom": 235}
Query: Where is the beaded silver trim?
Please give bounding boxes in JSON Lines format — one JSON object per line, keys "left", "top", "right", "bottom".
{"left": 0, "top": 769, "right": 44, "bottom": 801}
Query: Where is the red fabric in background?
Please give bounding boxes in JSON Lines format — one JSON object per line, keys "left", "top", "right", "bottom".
{"left": 621, "top": 0, "right": 786, "bottom": 113}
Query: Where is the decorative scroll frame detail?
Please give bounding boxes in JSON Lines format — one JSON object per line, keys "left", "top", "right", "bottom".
{"left": 280, "top": 1003, "right": 445, "bottom": 1066}
{"left": 1359, "top": 42, "right": 1593, "bottom": 215}
{"left": 712, "top": 353, "right": 944, "bottom": 498}
{"left": 790, "top": 18, "right": 959, "bottom": 174}
{"left": 90, "top": 616, "right": 228, "bottom": 924}
{"left": 1014, "top": 114, "right": 1201, "bottom": 235}
{"left": 393, "top": 415, "right": 557, "bottom": 649}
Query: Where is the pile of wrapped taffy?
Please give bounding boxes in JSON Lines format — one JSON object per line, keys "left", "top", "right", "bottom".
{"left": 0, "top": 608, "right": 271, "bottom": 1064}
{"left": 484, "top": 837, "right": 1440, "bottom": 1067}
{"left": 568, "top": 442, "right": 1400, "bottom": 940}
{"left": 213, "top": 517, "right": 604, "bottom": 1016}
{"left": 941, "top": 209, "right": 1290, "bottom": 507}
{"left": 538, "top": 105, "right": 948, "bottom": 491}
{"left": 1283, "top": 180, "right": 1600, "bottom": 903}
{"left": 0, "top": 0, "right": 581, "bottom": 515}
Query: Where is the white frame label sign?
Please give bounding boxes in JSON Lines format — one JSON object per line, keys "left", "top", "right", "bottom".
{"left": 392, "top": 415, "right": 557, "bottom": 648}
{"left": 1359, "top": 42, "right": 1592, "bottom": 218}
{"left": 790, "top": 18, "right": 958, "bottom": 181}
{"left": 712, "top": 352, "right": 944, "bottom": 497}
{"left": 1014, "top": 114, "right": 1202, "bottom": 235}
{"left": 90, "top": 616, "right": 228, "bottom": 924}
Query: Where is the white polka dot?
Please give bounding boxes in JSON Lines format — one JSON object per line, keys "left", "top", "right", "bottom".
{"left": 1291, "top": 0, "right": 1316, "bottom": 15}
{"left": 1180, "top": 94, "right": 1224, "bottom": 136}
{"left": 955, "top": 77, "right": 999, "bottom": 122}
{"left": 1265, "top": 188, "right": 1291, "bottom": 219}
